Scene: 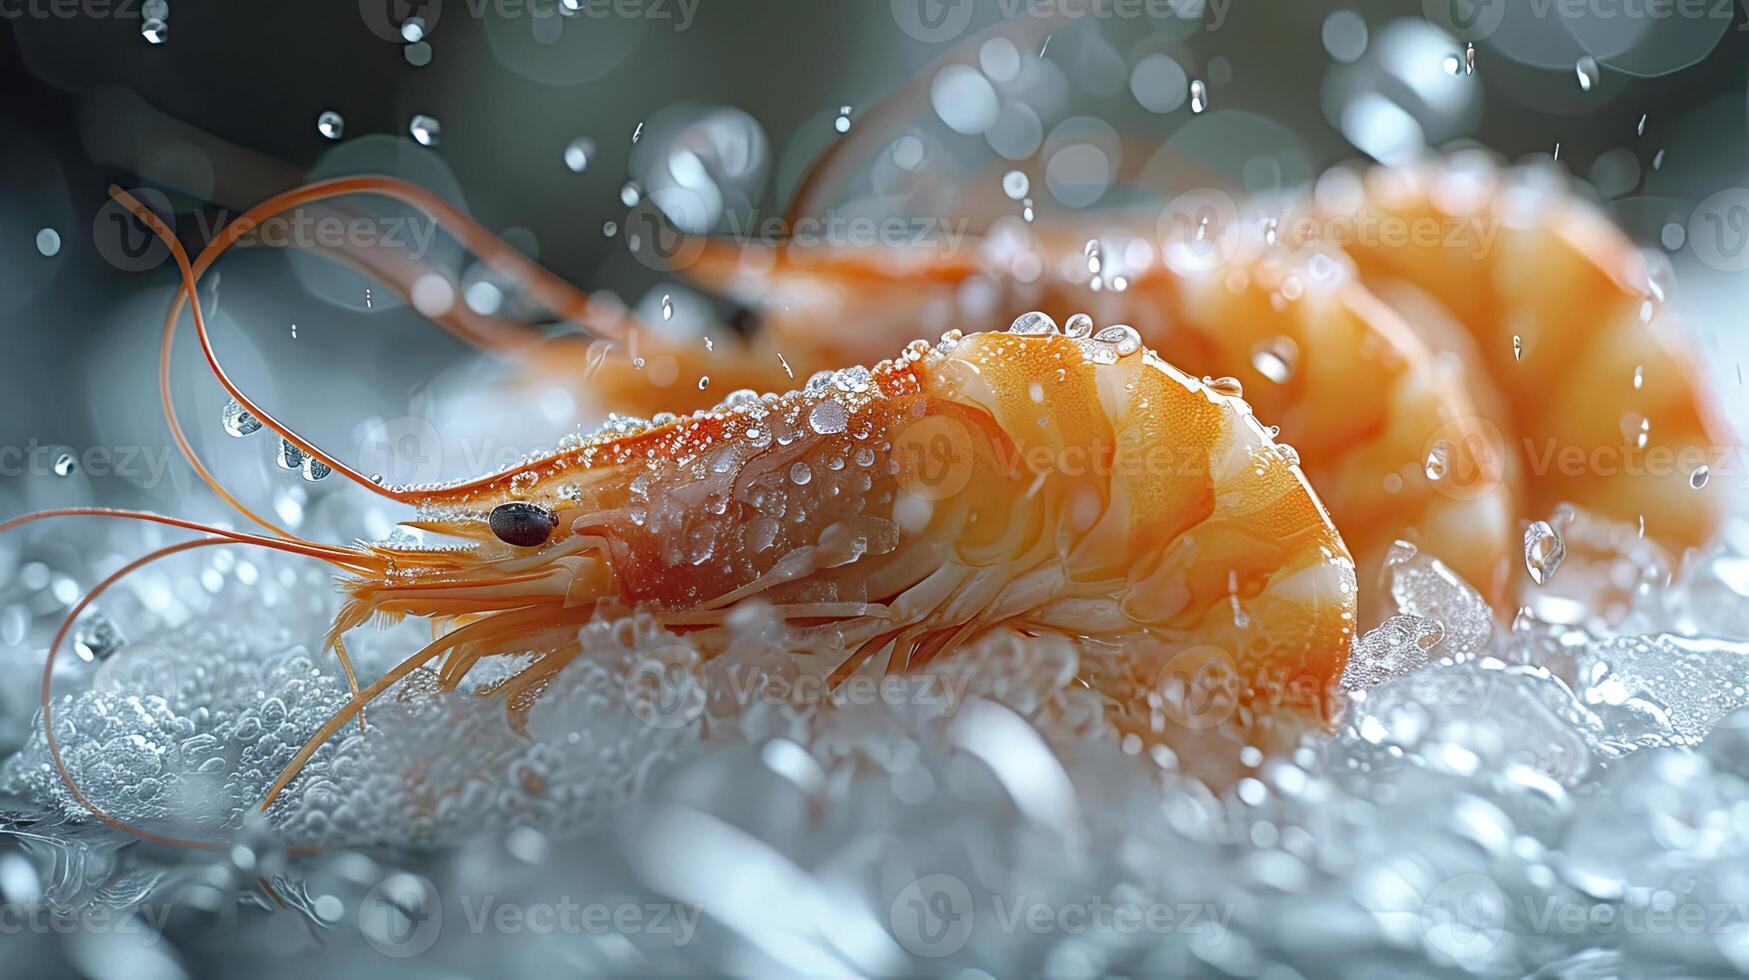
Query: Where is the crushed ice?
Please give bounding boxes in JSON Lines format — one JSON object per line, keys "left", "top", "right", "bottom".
{"left": 6, "top": 520, "right": 1749, "bottom": 972}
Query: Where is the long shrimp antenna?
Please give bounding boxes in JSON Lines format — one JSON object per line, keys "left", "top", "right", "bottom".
{"left": 42, "top": 537, "right": 233, "bottom": 852}
{"left": 117, "top": 177, "right": 664, "bottom": 511}
{"left": 0, "top": 508, "right": 373, "bottom": 569}
{"left": 11, "top": 510, "right": 405, "bottom": 856}
{"left": 784, "top": 14, "right": 1065, "bottom": 226}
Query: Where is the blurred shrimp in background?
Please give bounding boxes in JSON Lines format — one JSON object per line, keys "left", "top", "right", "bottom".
{"left": 5, "top": 2, "right": 1749, "bottom": 977}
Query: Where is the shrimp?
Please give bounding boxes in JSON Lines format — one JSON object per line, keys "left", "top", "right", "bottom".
{"left": 5, "top": 186, "right": 1356, "bottom": 848}
{"left": 570, "top": 156, "right": 1731, "bottom": 604}
{"left": 572, "top": 225, "right": 1516, "bottom": 608}
{"left": 1278, "top": 153, "right": 1731, "bottom": 560}
{"left": 268, "top": 317, "right": 1359, "bottom": 805}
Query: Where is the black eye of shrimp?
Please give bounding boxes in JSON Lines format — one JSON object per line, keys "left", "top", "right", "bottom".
{"left": 489, "top": 502, "right": 558, "bottom": 547}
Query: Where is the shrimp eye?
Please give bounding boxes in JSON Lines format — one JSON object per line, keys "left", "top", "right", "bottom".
{"left": 489, "top": 502, "right": 557, "bottom": 547}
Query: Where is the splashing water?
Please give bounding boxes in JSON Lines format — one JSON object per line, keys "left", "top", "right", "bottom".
{"left": 408, "top": 114, "right": 440, "bottom": 147}
{"left": 1576, "top": 56, "right": 1599, "bottom": 92}
{"left": 1525, "top": 520, "right": 1565, "bottom": 585}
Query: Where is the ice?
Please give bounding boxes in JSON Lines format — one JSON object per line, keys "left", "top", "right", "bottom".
{"left": 8, "top": 528, "right": 1749, "bottom": 974}
{"left": 1574, "top": 634, "right": 1749, "bottom": 749}
{"left": 1340, "top": 614, "right": 1443, "bottom": 690}
{"left": 1382, "top": 539, "right": 1492, "bottom": 657}
{"left": 1336, "top": 663, "right": 1603, "bottom": 786}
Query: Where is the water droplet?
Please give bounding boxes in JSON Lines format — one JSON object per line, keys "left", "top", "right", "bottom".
{"left": 400, "top": 16, "right": 426, "bottom": 42}
{"left": 1524, "top": 520, "right": 1564, "bottom": 585}
{"left": 276, "top": 439, "right": 307, "bottom": 471}
{"left": 789, "top": 462, "right": 813, "bottom": 485}
{"left": 1250, "top": 337, "right": 1298, "bottom": 384}
{"left": 1576, "top": 56, "right": 1599, "bottom": 92}
{"left": 1064, "top": 312, "right": 1093, "bottom": 339}
{"left": 1464, "top": 42, "right": 1476, "bottom": 75}
{"left": 1093, "top": 324, "right": 1142, "bottom": 356}
{"left": 1003, "top": 170, "right": 1030, "bottom": 200}
{"left": 1622, "top": 413, "right": 1650, "bottom": 449}
{"left": 808, "top": 399, "right": 849, "bottom": 435}
{"left": 620, "top": 181, "right": 642, "bottom": 207}
{"left": 778, "top": 353, "right": 794, "bottom": 379}
{"left": 661, "top": 294, "right": 673, "bottom": 321}
{"left": 1637, "top": 113, "right": 1647, "bottom": 136}
{"left": 1633, "top": 365, "right": 1644, "bottom": 390}
{"left": 1691, "top": 465, "right": 1710, "bottom": 490}
{"left": 563, "top": 137, "right": 594, "bottom": 173}
{"left": 1010, "top": 311, "right": 1060, "bottom": 335}
{"left": 1512, "top": 335, "right": 1523, "bottom": 362}
{"left": 1203, "top": 376, "right": 1244, "bottom": 397}
{"left": 140, "top": 2, "right": 168, "bottom": 43}
{"left": 1189, "top": 79, "right": 1207, "bottom": 113}
{"left": 35, "top": 228, "right": 60, "bottom": 257}
{"left": 52, "top": 453, "right": 77, "bottom": 477}
{"left": 697, "top": 376, "right": 710, "bottom": 391}
{"left": 1425, "top": 442, "right": 1450, "bottom": 481}
{"left": 602, "top": 221, "right": 618, "bottom": 238}
{"left": 74, "top": 611, "right": 125, "bottom": 662}
{"left": 834, "top": 105, "right": 852, "bottom": 133}
{"left": 1442, "top": 54, "right": 1461, "bottom": 75}
{"left": 409, "top": 114, "right": 440, "bottom": 147}
{"left": 221, "top": 399, "right": 263, "bottom": 437}
{"left": 301, "top": 456, "right": 332, "bottom": 482}
{"left": 317, "top": 110, "right": 344, "bottom": 141}
{"left": 631, "top": 121, "right": 644, "bottom": 144}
